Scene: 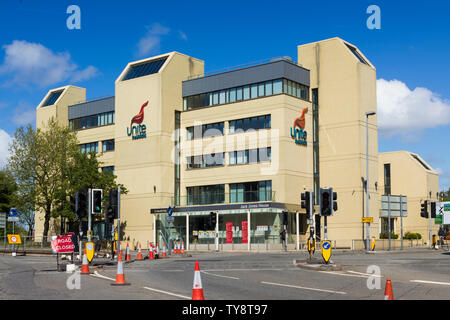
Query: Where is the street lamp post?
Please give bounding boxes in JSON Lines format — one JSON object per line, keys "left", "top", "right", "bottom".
{"left": 365, "top": 111, "right": 376, "bottom": 251}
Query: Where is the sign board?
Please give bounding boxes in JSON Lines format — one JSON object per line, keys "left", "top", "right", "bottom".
{"left": 436, "top": 202, "right": 450, "bottom": 216}
{"left": 9, "top": 208, "right": 18, "bottom": 217}
{"left": 51, "top": 236, "right": 75, "bottom": 253}
{"left": 381, "top": 195, "right": 408, "bottom": 217}
{"left": 85, "top": 242, "right": 95, "bottom": 262}
{"left": 321, "top": 240, "right": 332, "bottom": 263}
{"left": 0, "top": 212, "right": 6, "bottom": 228}
{"left": 8, "top": 216, "right": 19, "bottom": 222}
{"left": 226, "top": 222, "right": 233, "bottom": 244}
{"left": 166, "top": 216, "right": 174, "bottom": 223}
{"left": 168, "top": 206, "right": 173, "bottom": 217}
{"left": 7, "top": 234, "right": 22, "bottom": 244}
{"left": 435, "top": 215, "right": 443, "bottom": 225}
{"left": 241, "top": 221, "right": 248, "bottom": 243}
{"left": 362, "top": 217, "right": 373, "bottom": 223}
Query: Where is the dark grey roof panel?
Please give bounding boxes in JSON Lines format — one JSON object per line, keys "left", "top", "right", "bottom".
{"left": 182, "top": 60, "right": 310, "bottom": 97}
{"left": 68, "top": 96, "right": 115, "bottom": 120}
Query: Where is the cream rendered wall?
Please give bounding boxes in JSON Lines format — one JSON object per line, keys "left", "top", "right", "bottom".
{"left": 378, "top": 151, "right": 440, "bottom": 243}
{"left": 180, "top": 94, "right": 313, "bottom": 209}
{"left": 114, "top": 52, "right": 203, "bottom": 247}
{"left": 298, "top": 37, "right": 379, "bottom": 247}
{"left": 34, "top": 86, "right": 86, "bottom": 238}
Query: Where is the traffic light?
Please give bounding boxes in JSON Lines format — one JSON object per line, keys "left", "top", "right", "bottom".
{"left": 105, "top": 205, "right": 115, "bottom": 224}
{"left": 210, "top": 212, "right": 217, "bottom": 228}
{"left": 420, "top": 200, "right": 428, "bottom": 218}
{"left": 92, "top": 189, "right": 102, "bottom": 214}
{"left": 301, "top": 192, "right": 311, "bottom": 214}
{"left": 108, "top": 189, "right": 119, "bottom": 219}
{"left": 333, "top": 192, "right": 338, "bottom": 212}
{"left": 76, "top": 188, "right": 88, "bottom": 219}
{"left": 431, "top": 202, "right": 436, "bottom": 219}
{"left": 319, "top": 188, "right": 333, "bottom": 216}
{"left": 282, "top": 211, "right": 288, "bottom": 226}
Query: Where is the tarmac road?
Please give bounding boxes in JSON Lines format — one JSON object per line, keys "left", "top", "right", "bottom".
{"left": 1, "top": 248, "right": 450, "bottom": 300}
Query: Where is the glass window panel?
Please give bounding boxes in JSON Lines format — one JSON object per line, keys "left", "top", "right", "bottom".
{"left": 244, "top": 150, "right": 249, "bottom": 164}
{"left": 229, "top": 152, "right": 236, "bottom": 165}
{"left": 265, "top": 81, "right": 273, "bottom": 96}
{"left": 235, "top": 119, "right": 243, "bottom": 132}
{"left": 229, "top": 88, "right": 236, "bottom": 103}
{"left": 258, "top": 83, "right": 265, "bottom": 97}
{"left": 219, "top": 91, "right": 226, "bottom": 104}
{"left": 273, "top": 79, "right": 282, "bottom": 94}
{"left": 251, "top": 84, "right": 258, "bottom": 99}
{"left": 258, "top": 116, "right": 265, "bottom": 129}
{"left": 236, "top": 87, "right": 243, "bottom": 101}
{"left": 237, "top": 150, "right": 244, "bottom": 164}
{"left": 249, "top": 149, "right": 258, "bottom": 163}
{"left": 243, "top": 86, "right": 250, "bottom": 100}
{"left": 244, "top": 118, "right": 250, "bottom": 131}
{"left": 296, "top": 83, "right": 301, "bottom": 98}
{"left": 213, "top": 92, "right": 219, "bottom": 105}
{"left": 251, "top": 117, "right": 258, "bottom": 130}
{"left": 265, "top": 115, "right": 271, "bottom": 129}
{"left": 183, "top": 98, "right": 187, "bottom": 110}
{"left": 229, "top": 120, "right": 235, "bottom": 134}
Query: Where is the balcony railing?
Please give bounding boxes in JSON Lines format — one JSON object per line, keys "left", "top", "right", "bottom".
{"left": 171, "top": 191, "right": 276, "bottom": 207}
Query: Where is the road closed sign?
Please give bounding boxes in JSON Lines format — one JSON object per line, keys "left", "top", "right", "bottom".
{"left": 7, "top": 234, "right": 22, "bottom": 244}
{"left": 51, "top": 236, "right": 75, "bottom": 253}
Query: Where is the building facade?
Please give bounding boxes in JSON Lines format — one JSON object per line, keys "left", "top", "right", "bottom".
{"left": 34, "top": 37, "right": 439, "bottom": 250}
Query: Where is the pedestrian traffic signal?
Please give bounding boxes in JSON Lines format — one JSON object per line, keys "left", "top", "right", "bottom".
{"left": 319, "top": 188, "right": 333, "bottom": 216}
{"left": 76, "top": 188, "right": 88, "bottom": 219}
{"left": 282, "top": 211, "right": 288, "bottom": 226}
{"left": 108, "top": 189, "right": 119, "bottom": 219}
{"left": 105, "top": 205, "right": 115, "bottom": 224}
{"left": 92, "top": 189, "right": 102, "bottom": 214}
{"left": 301, "top": 192, "right": 311, "bottom": 214}
{"left": 420, "top": 200, "right": 428, "bottom": 218}
{"left": 210, "top": 212, "right": 217, "bottom": 228}
{"left": 431, "top": 202, "right": 436, "bottom": 219}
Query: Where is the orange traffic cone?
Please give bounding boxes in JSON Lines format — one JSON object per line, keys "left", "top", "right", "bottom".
{"left": 125, "top": 243, "right": 131, "bottom": 261}
{"left": 181, "top": 241, "right": 185, "bottom": 254}
{"left": 80, "top": 249, "right": 91, "bottom": 275}
{"left": 192, "top": 260, "right": 205, "bottom": 300}
{"left": 148, "top": 242, "right": 154, "bottom": 260}
{"left": 137, "top": 243, "right": 144, "bottom": 260}
{"left": 384, "top": 278, "right": 394, "bottom": 300}
{"left": 162, "top": 243, "right": 167, "bottom": 258}
{"left": 111, "top": 250, "right": 130, "bottom": 286}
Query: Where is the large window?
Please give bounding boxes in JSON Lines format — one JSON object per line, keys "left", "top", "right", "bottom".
{"left": 187, "top": 153, "right": 225, "bottom": 169}
{"left": 229, "top": 180, "right": 272, "bottom": 203}
{"left": 122, "top": 57, "right": 168, "bottom": 81}
{"left": 229, "top": 115, "right": 271, "bottom": 134}
{"left": 102, "top": 139, "right": 115, "bottom": 152}
{"left": 80, "top": 142, "right": 98, "bottom": 154}
{"left": 186, "top": 122, "right": 224, "bottom": 140}
{"left": 384, "top": 163, "right": 391, "bottom": 195}
{"left": 187, "top": 184, "right": 225, "bottom": 205}
{"left": 229, "top": 147, "right": 271, "bottom": 165}
{"left": 69, "top": 111, "right": 115, "bottom": 131}
{"left": 183, "top": 78, "right": 308, "bottom": 111}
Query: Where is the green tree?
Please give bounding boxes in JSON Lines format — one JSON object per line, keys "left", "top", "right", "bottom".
{"left": 8, "top": 118, "right": 127, "bottom": 241}
{"left": 0, "top": 169, "right": 17, "bottom": 214}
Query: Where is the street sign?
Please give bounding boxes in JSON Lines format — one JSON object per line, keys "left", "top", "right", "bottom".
{"left": 7, "top": 234, "right": 22, "bottom": 244}
{"left": 362, "top": 217, "right": 373, "bottom": 223}
{"left": 381, "top": 195, "right": 408, "bottom": 217}
{"left": 51, "top": 236, "right": 76, "bottom": 253}
{"left": 7, "top": 217, "right": 19, "bottom": 222}
{"left": 9, "top": 208, "right": 18, "bottom": 217}
{"left": 321, "top": 240, "right": 332, "bottom": 264}
{"left": 168, "top": 206, "right": 173, "bottom": 216}
{"left": 85, "top": 242, "right": 95, "bottom": 262}
{"left": 435, "top": 215, "right": 443, "bottom": 224}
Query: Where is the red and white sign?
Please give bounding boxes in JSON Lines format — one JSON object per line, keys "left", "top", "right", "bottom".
{"left": 242, "top": 221, "right": 248, "bottom": 244}
{"left": 226, "top": 222, "right": 233, "bottom": 244}
{"left": 51, "top": 236, "right": 75, "bottom": 253}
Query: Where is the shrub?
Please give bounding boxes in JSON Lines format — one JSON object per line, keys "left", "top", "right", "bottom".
{"left": 404, "top": 232, "right": 422, "bottom": 240}
{"left": 379, "top": 233, "right": 399, "bottom": 240}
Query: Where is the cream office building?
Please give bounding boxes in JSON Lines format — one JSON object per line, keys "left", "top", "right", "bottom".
{"left": 34, "top": 37, "right": 439, "bottom": 250}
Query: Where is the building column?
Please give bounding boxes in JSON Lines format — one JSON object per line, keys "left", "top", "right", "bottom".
{"left": 153, "top": 214, "right": 156, "bottom": 245}
{"left": 186, "top": 213, "right": 189, "bottom": 251}
{"left": 296, "top": 211, "right": 300, "bottom": 251}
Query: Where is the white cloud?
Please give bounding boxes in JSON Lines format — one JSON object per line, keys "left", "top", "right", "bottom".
{"left": 179, "top": 31, "right": 188, "bottom": 41}
{"left": 0, "top": 129, "right": 11, "bottom": 169}
{"left": 137, "top": 23, "right": 170, "bottom": 57}
{"left": 0, "top": 40, "right": 99, "bottom": 87}
{"left": 377, "top": 79, "right": 450, "bottom": 136}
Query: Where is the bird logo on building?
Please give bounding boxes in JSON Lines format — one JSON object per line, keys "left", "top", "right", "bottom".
{"left": 293, "top": 107, "right": 308, "bottom": 129}
{"left": 130, "top": 101, "right": 148, "bottom": 128}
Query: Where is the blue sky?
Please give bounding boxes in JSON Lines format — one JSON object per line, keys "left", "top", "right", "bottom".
{"left": 0, "top": 0, "right": 449, "bottom": 190}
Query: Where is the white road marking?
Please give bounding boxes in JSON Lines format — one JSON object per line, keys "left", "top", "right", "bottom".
{"left": 261, "top": 281, "right": 347, "bottom": 295}
{"left": 318, "top": 271, "right": 369, "bottom": 278}
{"left": 347, "top": 270, "right": 383, "bottom": 278}
{"left": 143, "top": 287, "right": 191, "bottom": 300}
{"left": 411, "top": 280, "right": 450, "bottom": 286}
{"left": 201, "top": 270, "right": 240, "bottom": 280}
{"left": 91, "top": 271, "right": 115, "bottom": 281}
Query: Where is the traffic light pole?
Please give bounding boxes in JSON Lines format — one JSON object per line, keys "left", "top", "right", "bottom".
{"left": 215, "top": 211, "right": 219, "bottom": 252}
{"left": 117, "top": 186, "right": 121, "bottom": 255}
{"left": 428, "top": 199, "right": 432, "bottom": 249}
{"left": 309, "top": 189, "right": 314, "bottom": 249}
{"left": 88, "top": 188, "right": 92, "bottom": 242}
